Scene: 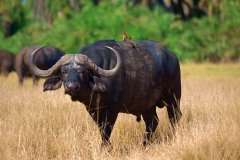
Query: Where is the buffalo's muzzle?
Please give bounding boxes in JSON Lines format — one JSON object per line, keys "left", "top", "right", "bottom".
{"left": 65, "top": 82, "right": 81, "bottom": 92}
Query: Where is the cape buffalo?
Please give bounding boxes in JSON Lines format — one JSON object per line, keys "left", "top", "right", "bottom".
{"left": 29, "top": 40, "right": 182, "bottom": 146}
{"left": 15, "top": 46, "right": 65, "bottom": 85}
{"left": 0, "top": 50, "right": 15, "bottom": 77}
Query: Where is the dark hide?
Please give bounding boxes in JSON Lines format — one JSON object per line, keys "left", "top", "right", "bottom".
{"left": 43, "top": 40, "right": 182, "bottom": 146}
{"left": 15, "top": 46, "right": 64, "bottom": 85}
{"left": 0, "top": 50, "right": 15, "bottom": 77}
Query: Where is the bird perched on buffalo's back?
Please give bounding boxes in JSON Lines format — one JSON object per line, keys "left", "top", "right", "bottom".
{"left": 121, "top": 32, "right": 140, "bottom": 52}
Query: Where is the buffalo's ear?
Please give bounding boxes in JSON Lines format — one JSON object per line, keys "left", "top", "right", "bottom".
{"left": 43, "top": 76, "right": 62, "bottom": 91}
{"left": 89, "top": 76, "right": 107, "bottom": 92}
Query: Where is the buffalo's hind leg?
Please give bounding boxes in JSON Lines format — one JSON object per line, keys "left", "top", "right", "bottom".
{"left": 142, "top": 106, "right": 159, "bottom": 146}
{"left": 165, "top": 93, "right": 182, "bottom": 129}
{"left": 33, "top": 76, "right": 40, "bottom": 86}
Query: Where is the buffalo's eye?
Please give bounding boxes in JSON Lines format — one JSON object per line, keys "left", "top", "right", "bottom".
{"left": 81, "top": 69, "right": 90, "bottom": 75}
{"left": 76, "top": 67, "right": 83, "bottom": 73}
{"left": 61, "top": 67, "right": 69, "bottom": 75}
{"left": 77, "top": 66, "right": 88, "bottom": 74}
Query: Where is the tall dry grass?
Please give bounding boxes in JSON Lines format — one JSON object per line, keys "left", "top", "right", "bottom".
{"left": 0, "top": 63, "right": 240, "bottom": 160}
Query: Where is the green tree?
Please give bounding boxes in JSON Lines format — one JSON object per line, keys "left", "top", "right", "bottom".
{"left": 0, "top": 0, "right": 25, "bottom": 37}
{"left": 32, "top": 0, "right": 81, "bottom": 24}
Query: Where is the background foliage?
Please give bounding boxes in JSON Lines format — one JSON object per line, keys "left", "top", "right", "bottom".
{"left": 0, "top": 0, "right": 239, "bottom": 62}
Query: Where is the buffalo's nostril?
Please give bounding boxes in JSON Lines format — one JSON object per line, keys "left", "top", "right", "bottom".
{"left": 65, "top": 82, "right": 80, "bottom": 90}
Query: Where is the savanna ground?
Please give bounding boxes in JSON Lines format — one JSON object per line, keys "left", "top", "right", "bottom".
{"left": 0, "top": 63, "right": 240, "bottom": 160}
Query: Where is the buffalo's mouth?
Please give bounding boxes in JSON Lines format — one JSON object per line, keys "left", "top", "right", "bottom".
{"left": 64, "top": 88, "right": 81, "bottom": 95}
{"left": 64, "top": 89, "right": 79, "bottom": 95}
{"left": 64, "top": 83, "right": 87, "bottom": 102}
{"left": 63, "top": 81, "right": 91, "bottom": 101}
{"left": 70, "top": 95, "right": 79, "bottom": 101}
{"left": 64, "top": 89, "right": 81, "bottom": 101}
{"left": 64, "top": 82, "right": 81, "bottom": 93}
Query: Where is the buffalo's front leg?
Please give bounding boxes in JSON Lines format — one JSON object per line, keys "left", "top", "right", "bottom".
{"left": 142, "top": 106, "right": 159, "bottom": 146}
{"left": 88, "top": 107, "right": 119, "bottom": 146}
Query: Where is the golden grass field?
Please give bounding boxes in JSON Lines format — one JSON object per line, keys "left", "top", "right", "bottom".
{"left": 0, "top": 63, "right": 240, "bottom": 160}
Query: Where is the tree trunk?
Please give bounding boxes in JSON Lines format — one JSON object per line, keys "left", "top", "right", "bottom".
{"left": 33, "top": 0, "right": 52, "bottom": 24}
{"left": 208, "top": 0, "right": 213, "bottom": 17}
{"left": 1, "top": 20, "right": 14, "bottom": 37}
{"left": 68, "top": 0, "right": 81, "bottom": 11}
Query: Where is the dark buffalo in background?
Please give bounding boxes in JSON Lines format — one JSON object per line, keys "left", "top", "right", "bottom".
{"left": 0, "top": 50, "right": 15, "bottom": 77}
{"left": 29, "top": 40, "right": 182, "bottom": 146}
{"left": 15, "top": 46, "right": 65, "bottom": 85}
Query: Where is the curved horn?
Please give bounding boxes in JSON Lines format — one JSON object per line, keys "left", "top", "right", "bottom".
{"left": 76, "top": 46, "right": 121, "bottom": 77}
{"left": 29, "top": 46, "right": 70, "bottom": 77}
